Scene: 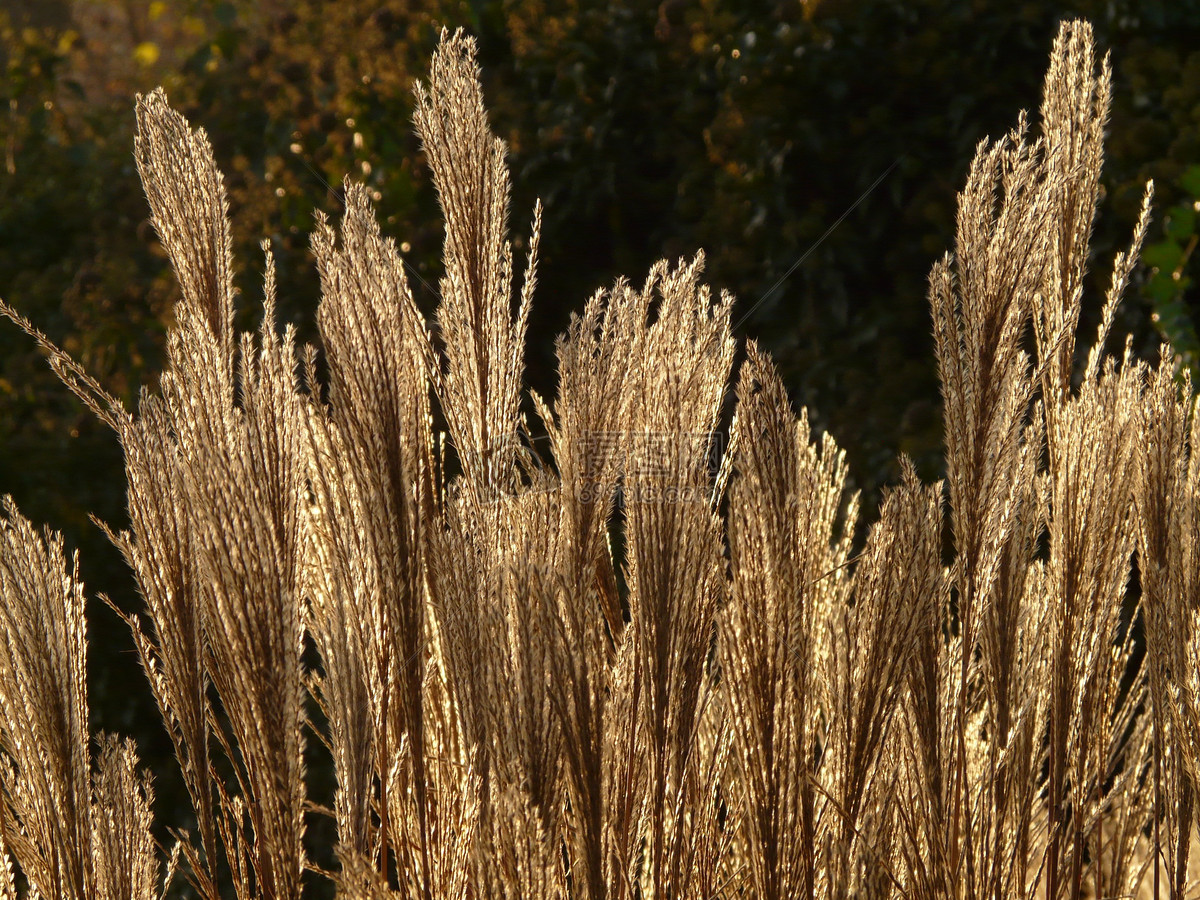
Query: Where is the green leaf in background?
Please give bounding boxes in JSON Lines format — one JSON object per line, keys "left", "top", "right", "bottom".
{"left": 1164, "top": 202, "right": 1197, "bottom": 242}
{"left": 1142, "top": 238, "right": 1184, "bottom": 273}
{"left": 1146, "top": 270, "right": 1181, "bottom": 303}
{"left": 1179, "top": 163, "right": 1200, "bottom": 197}
{"left": 1140, "top": 160, "right": 1200, "bottom": 372}
{"left": 214, "top": 2, "right": 237, "bottom": 27}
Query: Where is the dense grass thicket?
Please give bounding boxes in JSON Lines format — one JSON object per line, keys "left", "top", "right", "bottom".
{"left": 1, "top": 20, "right": 1198, "bottom": 900}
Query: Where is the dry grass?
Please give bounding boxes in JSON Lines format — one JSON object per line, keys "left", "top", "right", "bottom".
{"left": 0, "top": 19, "right": 1197, "bottom": 900}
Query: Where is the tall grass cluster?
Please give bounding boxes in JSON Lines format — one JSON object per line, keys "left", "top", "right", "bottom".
{"left": 0, "top": 19, "right": 1197, "bottom": 900}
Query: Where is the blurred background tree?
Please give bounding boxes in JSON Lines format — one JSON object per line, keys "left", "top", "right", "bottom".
{"left": 2, "top": 0, "right": 1199, "bottom": 869}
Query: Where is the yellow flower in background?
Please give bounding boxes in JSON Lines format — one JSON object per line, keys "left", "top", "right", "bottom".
{"left": 133, "top": 41, "right": 159, "bottom": 67}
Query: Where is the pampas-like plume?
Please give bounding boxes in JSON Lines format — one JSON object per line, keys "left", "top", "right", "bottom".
{"left": 1137, "top": 354, "right": 1200, "bottom": 900}
{"left": 619, "top": 254, "right": 735, "bottom": 899}
{"left": 723, "top": 341, "right": 857, "bottom": 900}
{"left": 0, "top": 499, "right": 92, "bottom": 899}
{"left": 0, "top": 501, "right": 162, "bottom": 900}
{"left": 305, "top": 178, "right": 438, "bottom": 886}
{"left": 126, "top": 92, "right": 308, "bottom": 900}
{"left": 414, "top": 28, "right": 535, "bottom": 504}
